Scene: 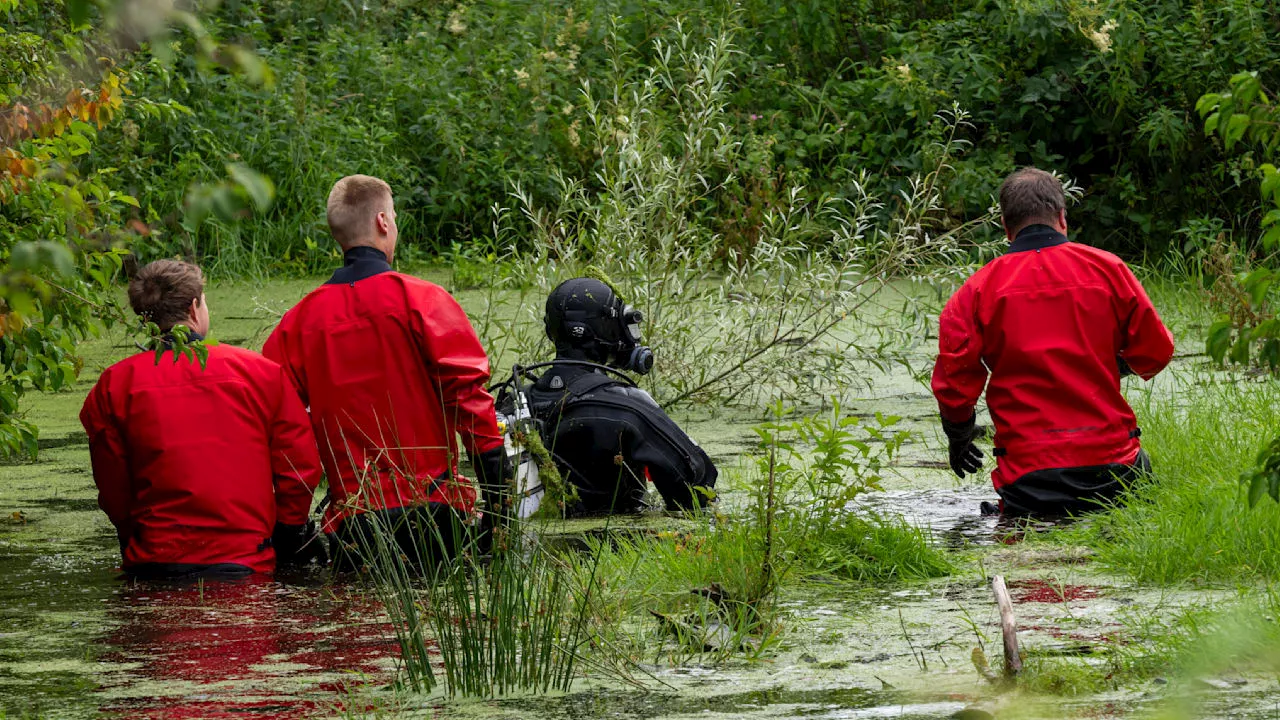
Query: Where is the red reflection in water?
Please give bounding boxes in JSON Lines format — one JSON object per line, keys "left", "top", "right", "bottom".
{"left": 97, "top": 577, "right": 402, "bottom": 719}
{"left": 1008, "top": 578, "right": 1101, "bottom": 603}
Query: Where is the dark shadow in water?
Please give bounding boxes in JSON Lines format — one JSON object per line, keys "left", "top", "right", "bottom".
{"left": 23, "top": 496, "right": 100, "bottom": 513}
{"left": 857, "top": 488, "right": 1088, "bottom": 550}
{"left": 541, "top": 525, "right": 666, "bottom": 554}
{"left": 38, "top": 431, "right": 89, "bottom": 450}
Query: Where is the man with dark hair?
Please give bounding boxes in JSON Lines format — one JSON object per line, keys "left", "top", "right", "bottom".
{"left": 263, "top": 175, "right": 508, "bottom": 569}
{"left": 931, "top": 168, "right": 1175, "bottom": 515}
{"left": 498, "top": 277, "right": 717, "bottom": 515}
{"left": 81, "top": 260, "right": 325, "bottom": 579}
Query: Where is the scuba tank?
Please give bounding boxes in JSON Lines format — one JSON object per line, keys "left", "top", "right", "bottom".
{"left": 496, "top": 379, "right": 543, "bottom": 519}
{"left": 491, "top": 360, "right": 635, "bottom": 519}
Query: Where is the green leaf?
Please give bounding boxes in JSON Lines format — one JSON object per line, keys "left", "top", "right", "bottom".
{"left": 1204, "top": 112, "right": 1221, "bottom": 136}
{"left": 1230, "top": 332, "right": 1252, "bottom": 365}
{"left": 1262, "top": 338, "right": 1280, "bottom": 371}
{"left": 1225, "top": 114, "right": 1251, "bottom": 149}
{"left": 1195, "top": 93, "right": 1222, "bottom": 118}
{"left": 1247, "top": 472, "right": 1267, "bottom": 507}
{"left": 1234, "top": 73, "right": 1263, "bottom": 107}
{"left": 66, "top": 0, "right": 92, "bottom": 28}
{"left": 1243, "top": 267, "right": 1275, "bottom": 307}
{"left": 1252, "top": 319, "right": 1280, "bottom": 341}
{"left": 1260, "top": 164, "right": 1280, "bottom": 199}
{"left": 1264, "top": 225, "right": 1280, "bottom": 250}
{"left": 226, "top": 163, "right": 275, "bottom": 212}
{"left": 1206, "top": 319, "right": 1234, "bottom": 364}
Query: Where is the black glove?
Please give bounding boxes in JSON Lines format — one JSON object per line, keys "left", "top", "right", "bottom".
{"left": 472, "top": 446, "right": 514, "bottom": 523}
{"left": 273, "top": 521, "right": 327, "bottom": 568}
{"left": 1117, "top": 356, "right": 1135, "bottom": 378}
{"left": 941, "top": 414, "right": 984, "bottom": 479}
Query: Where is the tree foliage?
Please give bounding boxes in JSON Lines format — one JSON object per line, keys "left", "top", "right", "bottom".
{"left": 0, "top": 0, "right": 267, "bottom": 456}
{"left": 60, "top": 0, "right": 1280, "bottom": 273}
{"left": 1194, "top": 72, "right": 1280, "bottom": 505}
{"left": 3, "top": 0, "right": 1280, "bottom": 455}
{"left": 1198, "top": 73, "right": 1280, "bottom": 371}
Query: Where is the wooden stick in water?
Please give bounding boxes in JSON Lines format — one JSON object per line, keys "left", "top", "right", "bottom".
{"left": 991, "top": 574, "right": 1022, "bottom": 677}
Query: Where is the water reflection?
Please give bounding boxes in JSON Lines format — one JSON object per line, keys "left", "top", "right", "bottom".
{"left": 855, "top": 488, "right": 1088, "bottom": 548}
{"left": 97, "top": 574, "right": 399, "bottom": 719}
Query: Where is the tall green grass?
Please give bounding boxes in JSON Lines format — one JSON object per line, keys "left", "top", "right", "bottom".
{"left": 1079, "top": 374, "right": 1280, "bottom": 584}
{"left": 346, "top": 503, "right": 602, "bottom": 697}
{"left": 570, "top": 406, "right": 950, "bottom": 664}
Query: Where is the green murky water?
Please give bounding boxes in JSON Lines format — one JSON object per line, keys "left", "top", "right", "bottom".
{"left": 2, "top": 273, "right": 1277, "bottom": 719}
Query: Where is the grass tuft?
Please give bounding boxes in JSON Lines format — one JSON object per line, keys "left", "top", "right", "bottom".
{"left": 1074, "top": 375, "right": 1280, "bottom": 584}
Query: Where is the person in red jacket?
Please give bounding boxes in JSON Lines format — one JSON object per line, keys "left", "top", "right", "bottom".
{"left": 263, "top": 175, "right": 508, "bottom": 569}
{"left": 80, "top": 260, "right": 325, "bottom": 580}
{"left": 931, "top": 168, "right": 1175, "bottom": 516}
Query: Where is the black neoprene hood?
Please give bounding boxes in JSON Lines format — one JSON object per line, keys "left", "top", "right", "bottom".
{"left": 544, "top": 277, "right": 625, "bottom": 349}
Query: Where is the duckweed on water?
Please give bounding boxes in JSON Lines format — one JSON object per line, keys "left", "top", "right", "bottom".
{"left": 6, "top": 278, "right": 1280, "bottom": 718}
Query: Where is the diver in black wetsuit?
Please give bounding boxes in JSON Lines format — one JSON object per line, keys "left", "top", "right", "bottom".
{"left": 499, "top": 278, "right": 717, "bottom": 515}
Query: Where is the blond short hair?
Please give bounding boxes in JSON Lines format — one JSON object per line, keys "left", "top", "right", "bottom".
{"left": 326, "top": 175, "right": 393, "bottom": 248}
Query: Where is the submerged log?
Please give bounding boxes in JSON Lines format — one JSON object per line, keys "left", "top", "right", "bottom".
{"left": 991, "top": 575, "right": 1022, "bottom": 677}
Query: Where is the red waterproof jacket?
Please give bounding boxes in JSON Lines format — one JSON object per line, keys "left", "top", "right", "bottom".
{"left": 931, "top": 226, "right": 1175, "bottom": 489}
{"left": 262, "top": 248, "right": 503, "bottom": 529}
{"left": 80, "top": 343, "right": 323, "bottom": 573}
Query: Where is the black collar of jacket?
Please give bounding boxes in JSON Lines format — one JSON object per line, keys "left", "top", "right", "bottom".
{"left": 160, "top": 330, "right": 204, "bottom": 345}
{"left": 326, "top": 246, "right": 392, "bottom": 285}
{"left": 1007, "top": 224, "right": 1069, "bottom": 254}
{"left": 142, "top": 329, "right": 204, "bottom": 352}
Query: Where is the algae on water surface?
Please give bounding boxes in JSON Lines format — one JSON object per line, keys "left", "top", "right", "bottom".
{"left": 1, "top": 277, "right": 1278, "bottom": 719}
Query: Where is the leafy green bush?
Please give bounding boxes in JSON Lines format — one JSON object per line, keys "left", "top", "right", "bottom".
{"left": 1197, "top": 72, "right": 1280, "bottom": 372}
{"left": 6, "top": 0, "right": 1280, "bottom": 451}
{"left": 754, "top": 403, "right": 952, "bottom": 582}
{"left": 84, "top": 0, "right": 1280, "bottom": 268}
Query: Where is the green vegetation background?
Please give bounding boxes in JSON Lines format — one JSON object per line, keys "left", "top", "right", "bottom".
{"left": 10, "top": 1, "right": 1280, "bottom": 708}
{"left": 9, "top": 0, "right": 1280, "bottom": 272}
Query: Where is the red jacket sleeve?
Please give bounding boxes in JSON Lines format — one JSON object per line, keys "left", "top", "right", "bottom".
{"left": 931, "top": 280, "right": 988, "bottom": 423}
{"left": 79, "top": 374, "right": 133, "bottom": 544}
{"left": 267, "top": 363, "right": 324, "bottom": 525}
{"left": 1115, "top": 262, "right": 1175, "bottom": 380}
{"left": 262, "top": 317, "right": 308, "bottom": 407}
{"left": 412, "top": 284, "right": 504, "bottom": 456}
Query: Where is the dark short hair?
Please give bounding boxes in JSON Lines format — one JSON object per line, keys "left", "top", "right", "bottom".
{"left": 128, "top": 259, "right": 205, "bottom": 330}
{"left": 999, "top": 167, "right": 1065, "bottom": 231}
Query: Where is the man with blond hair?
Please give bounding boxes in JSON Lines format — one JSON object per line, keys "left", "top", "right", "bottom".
{"left": 263, "top": 175, "right": 507, "bottom": 568}
{"left": 931, "top": 168, "right": 1175, "bottom": 516}
{"left": 81, "top": 260, "right": 324, "bottom": 579}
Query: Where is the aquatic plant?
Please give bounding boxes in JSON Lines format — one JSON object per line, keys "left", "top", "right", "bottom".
{"left": 478, "top": 21, "right": 994, "bottom": 410}
{"left": 753, "top": 402, "right": 951, "bottom": 582}
{"left": 568, "top": 403, "right": 947, "bottom": 664}
{"left": 341, "top": 466, "right": 623, "bottom": 697}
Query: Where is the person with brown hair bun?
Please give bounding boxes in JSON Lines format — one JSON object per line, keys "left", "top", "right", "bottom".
{"left": 81, "top": 259, "right": 325, "bottom": 580}
{"left": 263, "top": 175, "right": 508, "bottom": 569}
{"left": 931, "top": 168, "right": 1175, "bottom": 516}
